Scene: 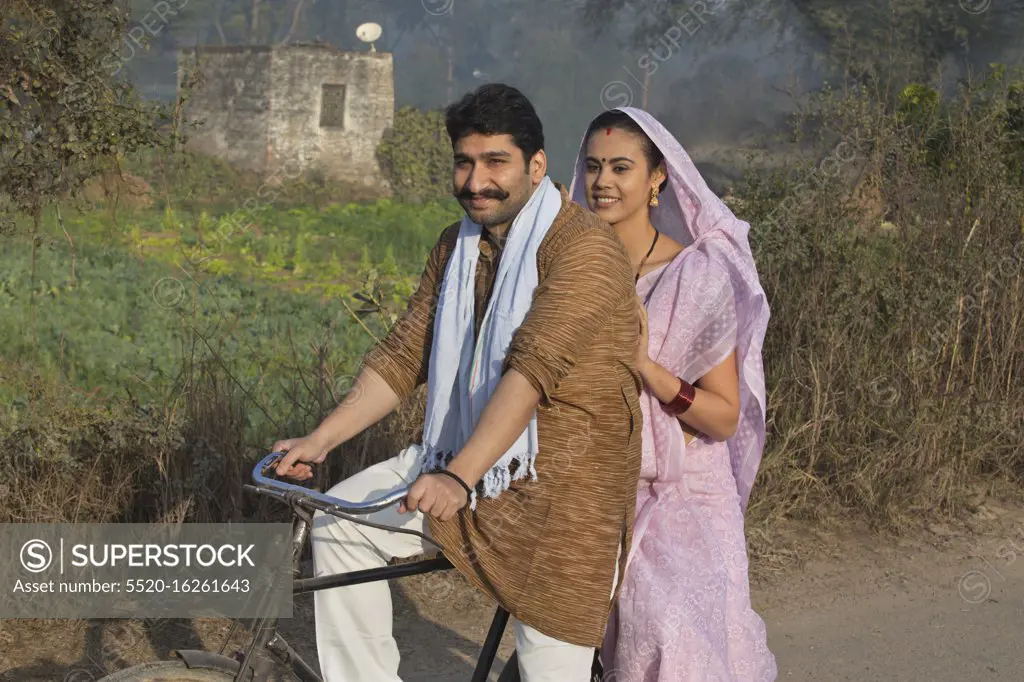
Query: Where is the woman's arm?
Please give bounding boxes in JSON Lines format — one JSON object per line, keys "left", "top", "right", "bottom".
{"left": 639, "top": 351, "right": 741, "bottom": 442}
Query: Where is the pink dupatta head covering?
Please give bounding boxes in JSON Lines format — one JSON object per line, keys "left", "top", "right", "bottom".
{"left": 568, "top": 107, "right": 770, "bottom": 512}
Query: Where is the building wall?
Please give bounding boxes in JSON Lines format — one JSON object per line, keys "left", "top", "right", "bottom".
{"left": 179, "top": 45, "right": 394, "bottom": 192}
{"left": 268, "top": 47, "right": 394, "bottom": 191}
{"left": 177, "top": 47, "right": 274, "bottom": 173}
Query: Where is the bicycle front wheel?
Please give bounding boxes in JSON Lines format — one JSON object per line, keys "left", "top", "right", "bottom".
{"left": 98, "top": 660, "right": 237, "bottom": 682}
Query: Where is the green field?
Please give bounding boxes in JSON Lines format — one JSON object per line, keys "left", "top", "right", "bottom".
{"left": 0, "top": 198, "right": 462, "bottom": 439}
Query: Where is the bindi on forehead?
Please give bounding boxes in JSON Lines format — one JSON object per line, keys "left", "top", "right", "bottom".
{"left": 606, "top": 127, "right": 612, "bottom": 135}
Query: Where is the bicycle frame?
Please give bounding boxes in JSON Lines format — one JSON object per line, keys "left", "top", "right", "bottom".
{"left": 171, "top": 453, "right": 513, "bottom": 682}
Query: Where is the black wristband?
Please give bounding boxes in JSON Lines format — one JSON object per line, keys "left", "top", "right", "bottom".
{"left": 433, "top": 469, "right": 473, "bottom": 502}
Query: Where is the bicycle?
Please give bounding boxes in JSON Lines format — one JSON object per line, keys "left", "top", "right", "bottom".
{"left": 97, "top": 451, "right": 528, "bottom": 682}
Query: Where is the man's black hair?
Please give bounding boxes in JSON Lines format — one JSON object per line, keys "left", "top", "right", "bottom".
{"left": 445, "top": 83, "right": 544, "bottom": 164}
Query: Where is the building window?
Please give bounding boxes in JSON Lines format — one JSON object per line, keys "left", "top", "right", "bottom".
{"left": 319, "top": 84, "right": 346, "bottom": 128}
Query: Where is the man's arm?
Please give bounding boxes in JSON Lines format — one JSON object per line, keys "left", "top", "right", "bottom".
{"left": 455, "top": 227, "right": 634, "bottom": 479}
{"left": 272, "top": 365, "right": 405, "bottom": 478}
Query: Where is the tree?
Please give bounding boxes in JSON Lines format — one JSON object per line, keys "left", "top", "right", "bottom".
{"left": 1, "top": 0, "right": 186, "bottom": 316}
{"left": 1, "top": 0, "right": 181, "bottom": 218}
{"left": 376, "top": 106, "right": 451, "bottom": 202}
{"left": 576, "top": 0, "right": 1024, "bottom": 85}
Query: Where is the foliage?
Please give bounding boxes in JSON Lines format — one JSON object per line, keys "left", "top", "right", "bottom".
{"left": 0, "top": 194, "right": 461, "bottom": 415}
{"left": 577, "top": 0, "right": 1024, "bottom": 84}
{"left": 0, "top": 236, "right": 357, "bottom": 430}
{"left": 0, "top": 0, "right": 183, "bottom": 217}
{"left": 0, "top": 358, "right": 188, "bottom": 523}
{"left": 61, "top": 195, "right": 460, "bottom": 299}
{"left": 735, "top": 64, "right": 1024, "bottom": 528}
{"left": 895, "top": 83, "right": 952, "bottom": 172}
{"left": 376, "top": 106, "right": 453, "bottom": 203}
{"left": 0, "top": 199, "right": 445, "bottom": 524}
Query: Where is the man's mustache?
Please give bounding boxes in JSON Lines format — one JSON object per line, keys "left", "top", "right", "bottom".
{"left": 456, "top": 187, "right": 509, "bottom": 201}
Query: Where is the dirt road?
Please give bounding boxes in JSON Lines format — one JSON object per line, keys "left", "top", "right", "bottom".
{"left": 2, "top": 502, "right": 1022, "bottom": 681}
{"left": 759, "top": 509, "right": 1024, "bottom": 681}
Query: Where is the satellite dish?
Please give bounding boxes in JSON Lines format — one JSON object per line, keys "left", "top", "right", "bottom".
{"left": 356, "top": 22, "right": 382, "bottom": 51}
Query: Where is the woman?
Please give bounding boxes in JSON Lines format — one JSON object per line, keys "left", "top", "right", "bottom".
{"left": 569, "top": 108, "right": 776, "bottom": 681}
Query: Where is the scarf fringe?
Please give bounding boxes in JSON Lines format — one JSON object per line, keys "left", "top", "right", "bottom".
{"left": 420, "top": 448, "right": 538, "bottom": 512}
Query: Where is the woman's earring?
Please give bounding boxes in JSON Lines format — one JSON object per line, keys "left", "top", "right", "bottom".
{"left": 649, "top": 186, "right": 660, "bottom": 207}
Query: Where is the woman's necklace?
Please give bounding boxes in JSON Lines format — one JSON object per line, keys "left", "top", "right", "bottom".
{"left": 635, "top": 226, "right": 660, "bottom": 284}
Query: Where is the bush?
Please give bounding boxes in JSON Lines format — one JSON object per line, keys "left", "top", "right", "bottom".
{"left": 737, "top": 64, "right": 1024, "bottom": 529}
{"left": 376, "top": 107, "right": 452, "bottom": 203}
{"left": 0, "top": 359, "right": 186, "bottom": 524}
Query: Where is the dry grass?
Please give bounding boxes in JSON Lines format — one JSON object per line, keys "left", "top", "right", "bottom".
{"left": 739, "top": 68, "right": 1024, "bottom": 535}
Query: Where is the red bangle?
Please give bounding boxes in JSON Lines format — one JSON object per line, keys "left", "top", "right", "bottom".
{"left": 663, "top": 378, "right": 695, "bottom": 414}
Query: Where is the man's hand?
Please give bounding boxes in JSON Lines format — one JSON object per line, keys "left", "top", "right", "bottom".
{"left": 270, "top": 433, "right": 332, "bottom": 480}
{"left": 399, "top": 473, "right": 469, "bottom": 521}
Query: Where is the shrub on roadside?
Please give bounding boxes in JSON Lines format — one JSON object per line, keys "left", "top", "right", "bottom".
{"left": 738, "top": 64, "right": 1024, "bottom": 530}
{"left": 376, "top": 107, "right": 452, "bottom": 203}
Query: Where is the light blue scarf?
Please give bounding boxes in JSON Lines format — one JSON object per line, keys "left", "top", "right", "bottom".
{"left": 411, "top": 176, "right": 562, "bottom": 509}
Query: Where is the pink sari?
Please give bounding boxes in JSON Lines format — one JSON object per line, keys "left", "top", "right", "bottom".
{"left": 569, "top": 108, "right": 776, "bottom": 681}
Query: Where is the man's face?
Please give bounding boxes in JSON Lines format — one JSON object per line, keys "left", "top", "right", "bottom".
{"left": 452, "top": 133, "right": 545, "bottom": 231}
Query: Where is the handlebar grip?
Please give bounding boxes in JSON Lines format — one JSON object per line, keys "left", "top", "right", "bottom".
{"left": 252, "top": 451, "right": 409, "bottom": 514}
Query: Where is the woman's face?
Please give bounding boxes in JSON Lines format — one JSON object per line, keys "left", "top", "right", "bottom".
{"left": 583, "top": 127, "right": 663, "bottom": 226}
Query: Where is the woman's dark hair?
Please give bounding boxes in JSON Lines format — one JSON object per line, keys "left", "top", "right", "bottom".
{"left": 445, "top": 83, "right": 544, "bottom": 165}
{"left": 585, "top": 110, "right": 668, "bottom": 191}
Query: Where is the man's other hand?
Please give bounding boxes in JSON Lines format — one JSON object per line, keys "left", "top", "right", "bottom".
{"left": 270, "top": 433, "right": 331, "bottom": 480}
{"left": 400, "top": 473, "right": 469, "bottom": 521}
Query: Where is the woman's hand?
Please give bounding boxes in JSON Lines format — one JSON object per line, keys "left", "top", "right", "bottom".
{"left": 637, "top": 296, "right": 652, "bottom": 374}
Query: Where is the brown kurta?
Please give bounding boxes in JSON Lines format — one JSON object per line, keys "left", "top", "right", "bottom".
{"left": 362, "top": 183, "right": 643, "bottom": 648}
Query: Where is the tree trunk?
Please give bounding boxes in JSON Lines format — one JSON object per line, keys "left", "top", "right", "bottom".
{"left": 447, "top": 2, "right": 456, "bottom": 102}
{"left": 447, "top": 46, "right": 454, "bottom": 103}
{"left": 642, "top": 66, "right": 651, "bottom": 110}
{"left": 212, "top": 0, "right": 228, "bottom": 45}
{"left": 278, "top": 0, "right": 306, "bottom": 45}
{"left": 249, "top": 0, "right": 261, "bottom": 44}
{"left": 214, "top": 19, "right": 228, "bottom": 46}
{"left": 56, "top": 202, "right": 76, "bottom": 289}
{"left": 29, "top": 207, "right": 40, "bottom": 342}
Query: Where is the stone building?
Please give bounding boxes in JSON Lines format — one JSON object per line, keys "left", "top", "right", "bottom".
{"left": 177, "top": 43, "right": 394, "bottom": 192}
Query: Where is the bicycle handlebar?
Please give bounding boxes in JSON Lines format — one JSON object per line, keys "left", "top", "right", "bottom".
{"left": 250, "top": 451, "right": 409, "bottom": 515}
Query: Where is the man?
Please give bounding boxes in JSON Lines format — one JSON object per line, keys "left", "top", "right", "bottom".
{"left": 271, "top": 83, "right": 643, "bottom": 682}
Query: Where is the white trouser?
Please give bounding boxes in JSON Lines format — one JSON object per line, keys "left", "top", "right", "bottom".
{"left": 311, "top": 446, "right": 604, "bottom": 682}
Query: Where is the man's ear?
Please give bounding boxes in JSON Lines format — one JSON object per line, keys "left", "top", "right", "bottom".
{"left": 530, "top": 149, "right": 547, "bottom": 184}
